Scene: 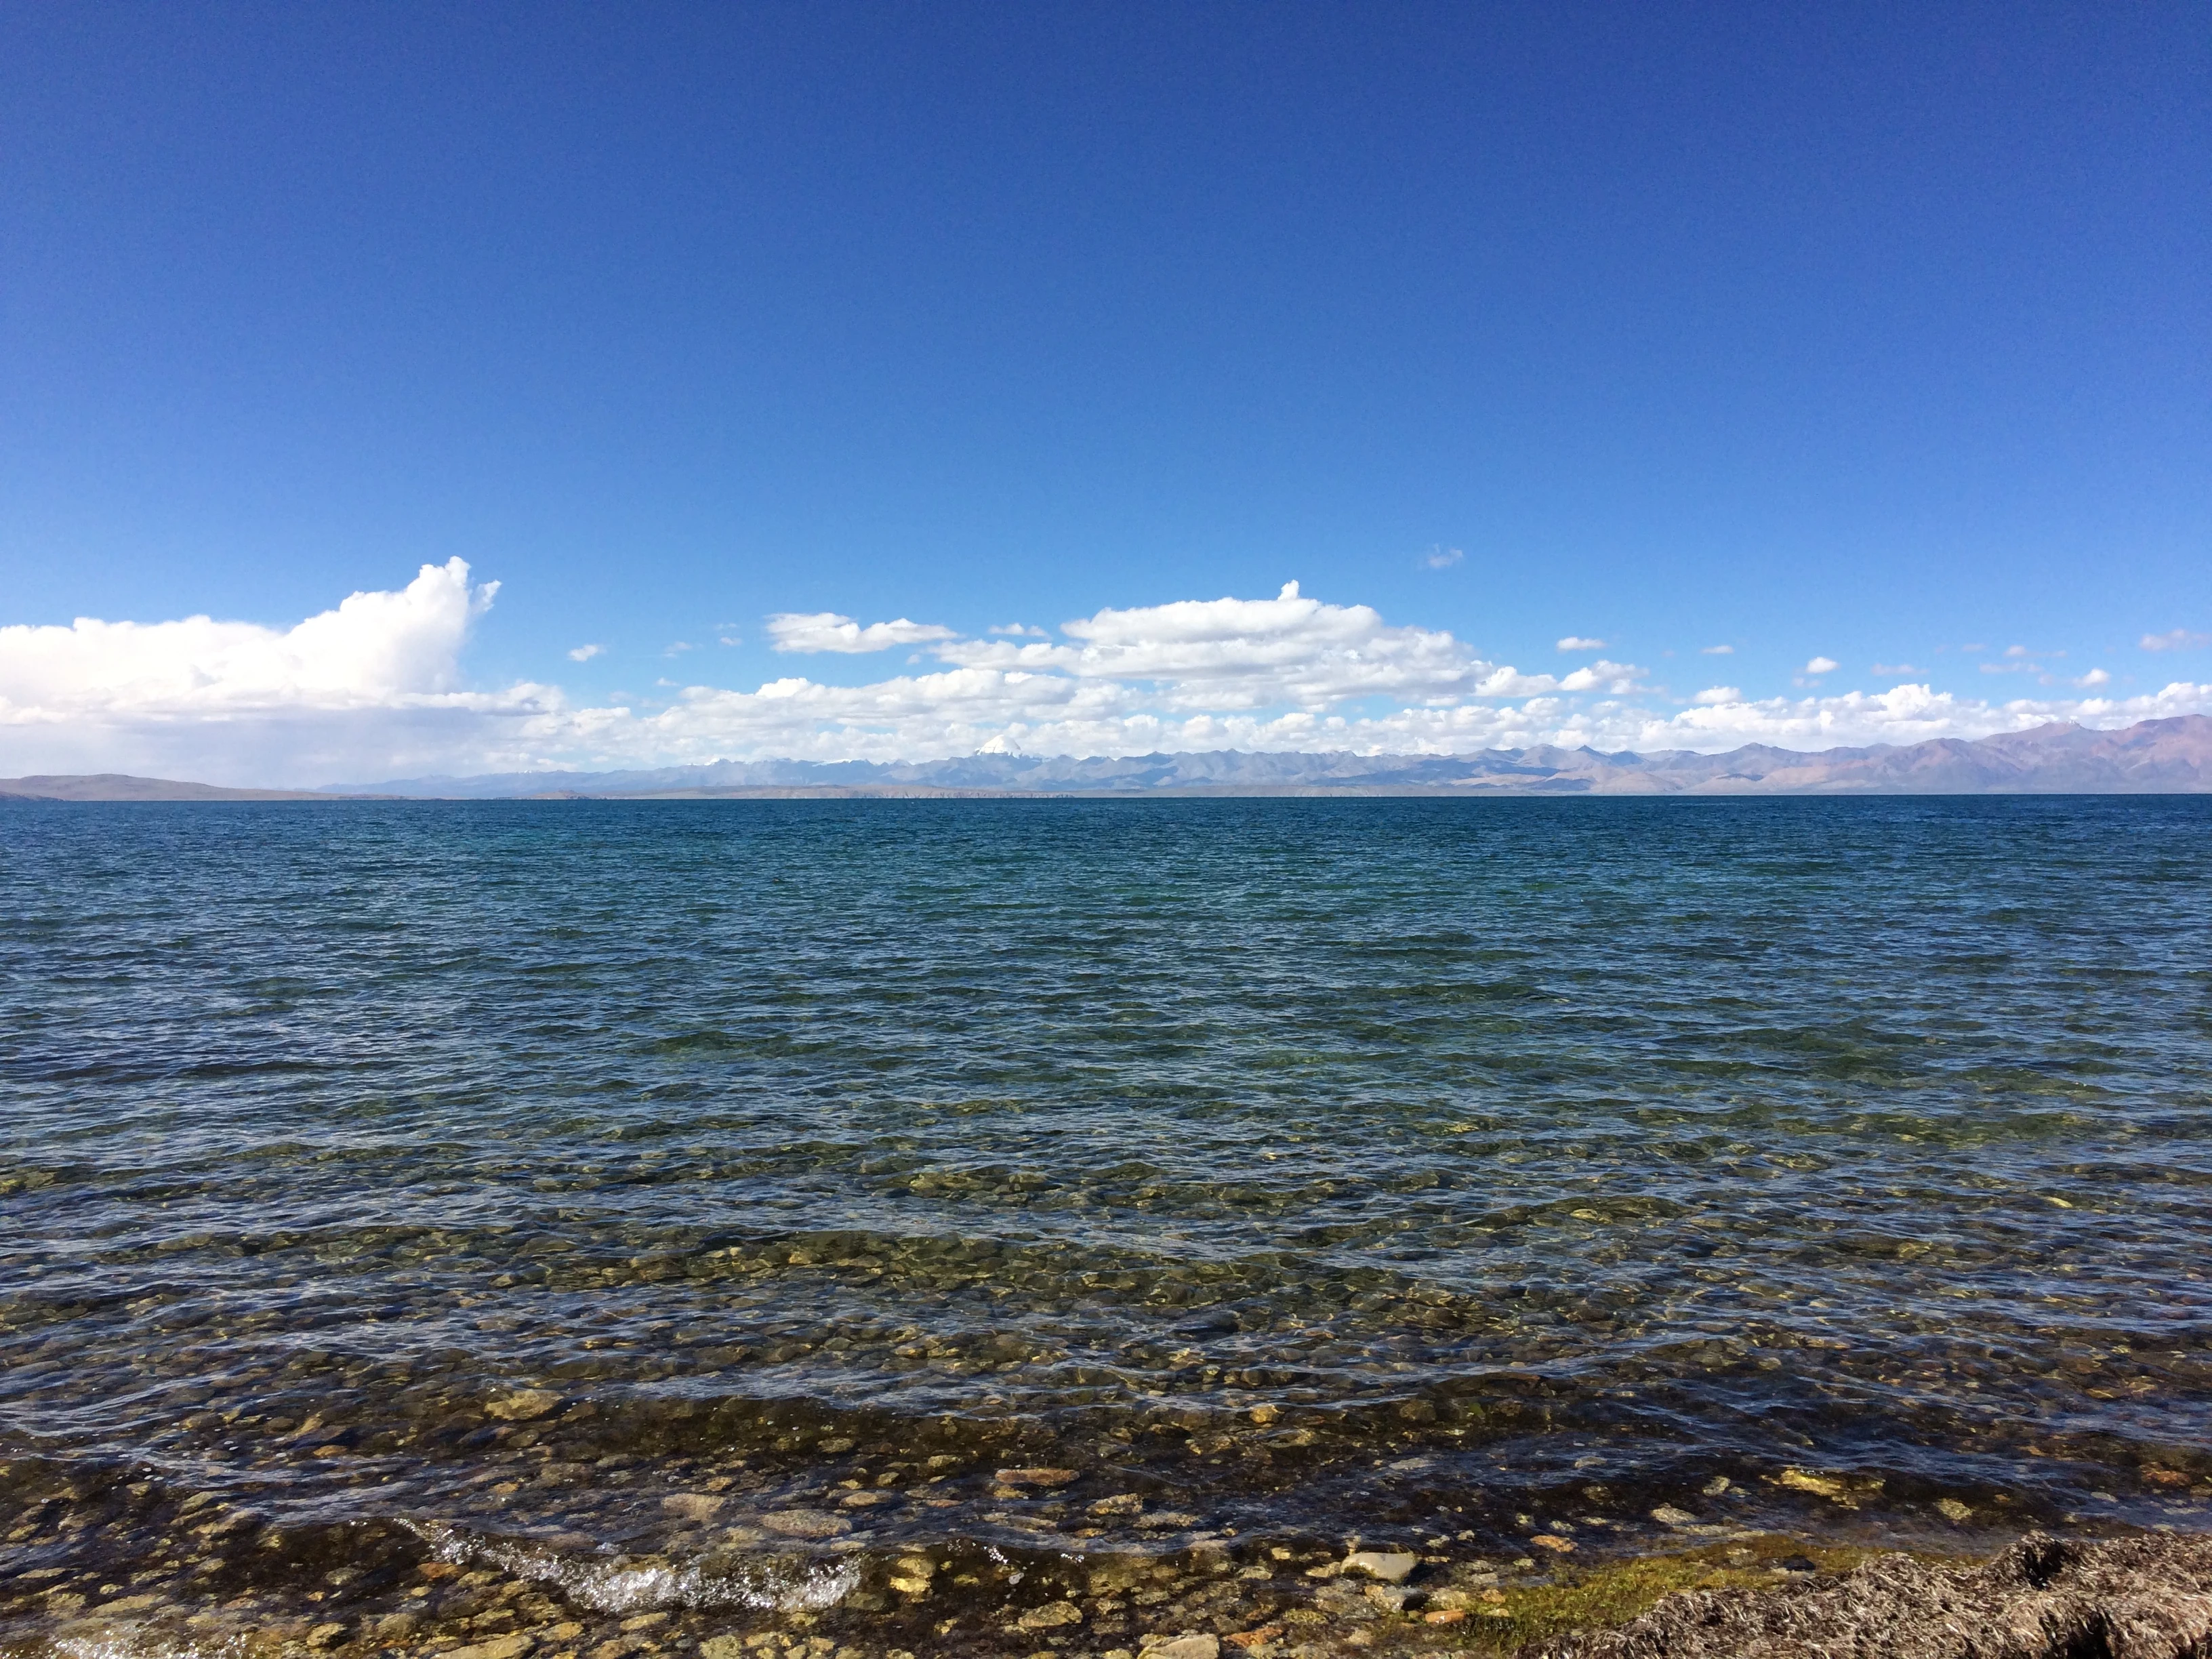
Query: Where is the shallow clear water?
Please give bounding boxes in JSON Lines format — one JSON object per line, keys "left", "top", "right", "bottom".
{"left": 3, "top": 796, "right": 2210, "bottom": 1642}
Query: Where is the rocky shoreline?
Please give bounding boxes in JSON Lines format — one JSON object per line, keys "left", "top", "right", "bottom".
{"left": 9, "top": 1528, "right": 2212, "bottom": 1659}
{"left": 1550, "top": 1532, "right": 2212, "bottom": 1658}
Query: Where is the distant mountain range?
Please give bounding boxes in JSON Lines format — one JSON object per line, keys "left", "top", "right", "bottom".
{"left": 7, "top": 716, "right": 2210, "bottom": 802}
{"left": 335, "top": 713, "right": 2212, "bottom": 796}
{"left": 0, "top": 773, "right": 356, "bottom": 802}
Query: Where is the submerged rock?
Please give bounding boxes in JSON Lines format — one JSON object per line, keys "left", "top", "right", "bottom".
{"left": 760, "top": 1509, "right": 851, "bottom": 1539}
{"left": 1341, "top": 1549, "right": 1418, "bottom": 1584}
{"left": 445, "top": 1637, "right": 535, "bottom": 1659}
{"left": 486, "top": 1390, "right": 561, "bottom": 1422}
{"left": 994, "top": 1467, "right": 1077, "bottom": 1488}
{"left": 1141, "top": 1637, "right": 1221, "bottom": 1659}
{"left": 1544, "top": 1533, "right": 2212, "bottom": 1659}
{"left": 1015, "top": 1598, "right": 1084, "bottom": 1630}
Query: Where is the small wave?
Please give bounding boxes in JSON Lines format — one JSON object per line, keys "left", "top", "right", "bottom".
{"left": 414, "top": 1523, "right": 860, "bottom": 1613}
{"left": 56, "top": 1633, "right": 245, "bottom": 1659}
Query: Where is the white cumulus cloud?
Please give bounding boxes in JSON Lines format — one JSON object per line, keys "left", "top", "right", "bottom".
{"left": 1804, "top": 655, "right": 1840, "bottom": 675}
{"left": 1, "top": 558, "right": 498, "bottom": 714}
{"left": 11, "top": 567, "right": 2212, "bottom": 783}
{"left": 1558, "top": 660, "right": 1645, "bottom": 693}
{"left": 1557, "top": 636, "right": 1606, "bottom": 651}
{"left": 1594, "top": 680, "right": 2212, "bottom": 755}
{"left": 2142, "top": 628, "right": 2210, "bottom": 652}
{"left": 569, "top": 643, "right": 605, "bottom": 661}
{"left": 934, "top": 581, "right": 1517, "bottom": 709}
{"left": 0, "top": 558, "right": 560, "bottom": 783}
{"left": 765, "top": 613, "right": 960, "bottom": 653}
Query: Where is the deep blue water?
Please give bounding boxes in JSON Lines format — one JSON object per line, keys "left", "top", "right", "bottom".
{"left": 3, "top": 796, "right": 2210, "bottom": 1626}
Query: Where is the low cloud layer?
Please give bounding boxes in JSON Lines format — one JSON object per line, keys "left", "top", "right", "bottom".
{"left": 4, "top": 562, "right": 2209, "bottom": 785}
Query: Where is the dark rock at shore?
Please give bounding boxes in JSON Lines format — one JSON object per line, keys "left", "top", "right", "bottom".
{"left": 1544, "top": 1533, "right": 2212, "bottom": 1659}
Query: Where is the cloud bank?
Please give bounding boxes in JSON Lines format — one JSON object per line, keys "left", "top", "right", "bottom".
{"left": 5, "top": 562, "right": 2210, "bottom": 785}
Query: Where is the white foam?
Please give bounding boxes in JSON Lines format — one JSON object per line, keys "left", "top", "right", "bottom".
{"left": 413, "top": 1523, "right": 860, "bottom": 1613}
{"left": 56, "top": 1632, "right": 244, "bottom": 1659}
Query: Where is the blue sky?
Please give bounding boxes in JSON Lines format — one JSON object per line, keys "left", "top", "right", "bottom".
{"left": 1, "top": 3, "right": 2207, "bottom": 781}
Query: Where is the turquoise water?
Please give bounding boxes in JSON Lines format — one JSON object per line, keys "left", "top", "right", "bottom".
{"left": 3, "top": 796, "right": 2209, "bottom": 1633}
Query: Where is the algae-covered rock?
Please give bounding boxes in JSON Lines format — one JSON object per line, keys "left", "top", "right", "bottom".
{"left": 1544, "top": 1534, "right": 2212, "bottom": 1659}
